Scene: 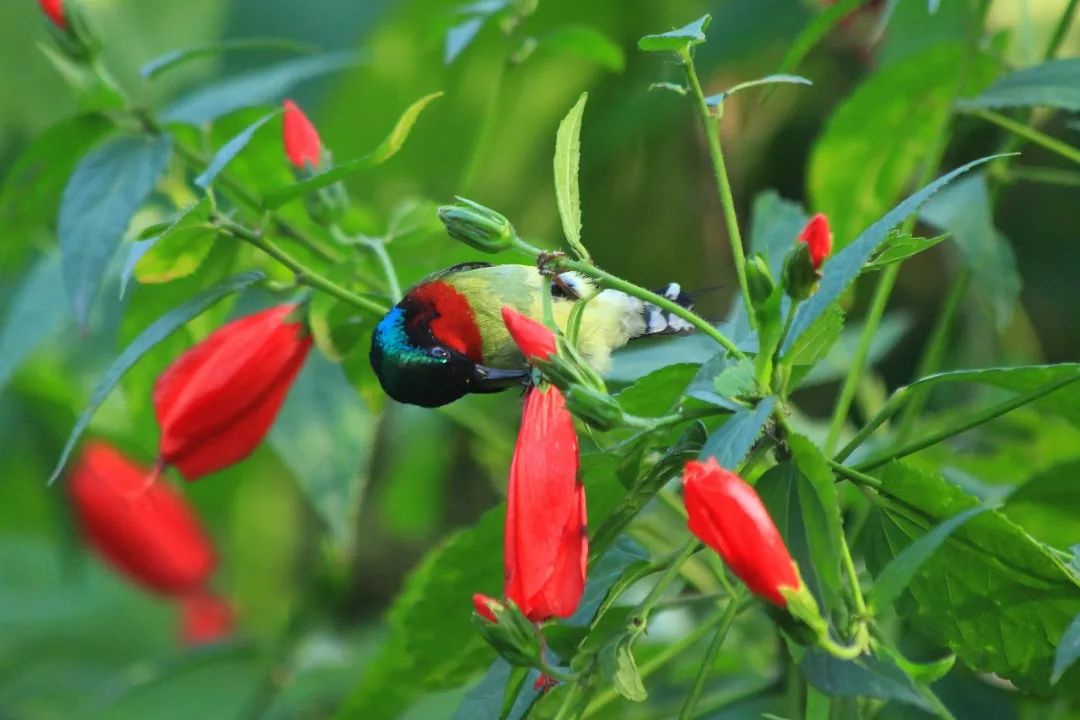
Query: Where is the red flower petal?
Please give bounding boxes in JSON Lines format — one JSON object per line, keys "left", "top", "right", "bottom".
{"left": 282, "top": 99, "right": 323, "bottom": 170}
{"left": 501, "top": 306, "right": 557, "bottom": 363}
{"left": 683, "top": 459, "right": 799, "bottom": 606}
{"left": 38, "top": 0, "right": 66, "bottom": 29}
{"left": 797, "top": 213, "right": 833, "bottom": 270}
{"left": 504, "top": 385, "right": 586, "bottom": 621}
{"left": 68, "top": 442, "right": 216, "bottom": 595}
{"left": 179, "top": 591, "right": 234, "bottom": 647}
{"left": 154, "top": 305, "right": 312, "bottom": 481}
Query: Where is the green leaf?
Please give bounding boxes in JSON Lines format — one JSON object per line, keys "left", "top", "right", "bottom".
{"left": 1002, "top": 457, "right": 1080, "bottom": 550}
{"left": 749, "top": 190, "right": 808, "bottom": 280}
{"left": 264, "top": 92, "right": 443, "bottom": 209}
{"left": 785, "top": 305, "right": 844, "bottom": 369}
{"left": 537, "top": 26, "right": 625, "bottom": 72}
{"left": 140, "top": 37, "right": 318, "bottom": 80}
{"left": 1052, "top": 614, "right": 1080, "bottom": 684}
{"left": 196, "top": 110, "right": 279, "bottom": 189}
{"left": 958, "top": 58, "right": 1080, "bottom": 112}
{"left": 0, "top": 253, "right": 65, "bottom": 390}
{"left": 862, "top": 231, "right": 948, "bottom": 272}
{"left": 614, "top": 362, "right": 699, "bottom": 417}
{"left": 777, "top": 0, "right": 874, "bottom": 74}
{"left": 600, "top": 635, "right": 647, "bottom": 702}
{"left": 445, "top": 18, "right": 485, "bottom": 64}
{"left": 162, "top": 52, "right": 359, "bottom": 125}
{"left": 797, "top": 647, "right": 932, "bottom": 711}
{"left": 808, "top": 44, "right": 993, "bottom": 249}
{"left": 704, "top": 74, "right": 812, "bottom": 108}
{"left": 782, "top": 153, "right": 1005, "bottom": 355}
{"left": 712, "top": 358, "right": 757, "bottom": 399}
{"left": 131, "top": 199, "right": 217, "bottom": 286}
{"left": 638, "top": 14, "right": 711, "bottom": 53}
{"left": 567, "top": 536, "right": 650, "bottom": 627}
{"left": 554, "top": 92, "right": 587, "bottom": 252}
{"left": 58, "top": 134, "right": 173, "bottom": 325}
{"left": 921, "top": 174, "right": 1019, "bottom": 330}
{"left": 757, "top": 437, "right": 843, "bottom": 613}
{"left": 607, "top": 332, "right": 718, "bottom": 384}
{"left": 269, "top": 353, "right": 374, "bottom": 550}
{"left": 867, "top": 506, "right": 987, "bottom": 613}
{"left": 0, "top": 115, "right": 110, "bottom": 241}
{"left": 46, "top": 271, "right": 265, "bottom": 485}
{"left": 800, "top": 313, "right": 911, "bottom": 388}
{"left": 337, "top": 507, "right": 502, "bottom": 720}
{"left": 862, "top": 461, "right": 1080, "bottom": 692}
{"left": 450, "top": 660, "right": 513, "bottom": 720}
{"left": 699, "top": 397, "right": 775, "bottom": 469}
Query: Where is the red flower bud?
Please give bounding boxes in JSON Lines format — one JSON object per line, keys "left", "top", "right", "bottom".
{"left": 682, "top": 459, "right": 800, "bottom": 606}
{"left": 501, "top": 306, "right": 557, "bottom": 363}
{"left": 472, "top": 593, "right": 498, "bottom": 623}
{"left": 154, "top": 305, "right": 312, "bottom": 481}
{"left": 282, "top": 99, "right": 323, "bottom": 170}
{"left": 505, "top": 385, "right": 586, "bottom": 621}
{"left": 38, "top": 0, "right": 66, "bottom": 29}
{"left": 179, "top": 591, "right": 235, "bottom": 647}
{"left": 797, "top": 213, "right": 833, "bottom": 270}
{"left": 533, "top": 674, "right": 558, "bottom": 692}
{"left": 68, "top": 442, "right": 216, "bottom": 595}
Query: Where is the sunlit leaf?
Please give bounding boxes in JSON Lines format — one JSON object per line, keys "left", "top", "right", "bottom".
{"left": 554, "top": 92, "right": 587, "bottom": 252}
{"left": 638, "top": 14, "right": 711, "bottom": 53}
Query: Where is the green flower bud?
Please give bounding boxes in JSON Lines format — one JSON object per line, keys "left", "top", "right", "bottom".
{"left": 471, "top": 598, "right": 544, "bottom": 667}
{"left": 782, "top": 242, "right": 821, "bottom": 301}
{"left": 438, "top": 197, "right": 516, "bottom": 253}
{"left": 565, "top": 385, "right": 624, "bottom": 431}
{"left": 745, "top": 253, "right": 775, "bottom": 309}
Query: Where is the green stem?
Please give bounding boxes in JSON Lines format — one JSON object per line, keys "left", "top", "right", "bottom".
{"left": 894, "top": 271, "right": 970, "bottom": 441}
{"left": 219, "top": 219, "right": 389, "bottom": 316}
{"left": 631, "top": 538, "right": 701, "bottom": 624}
{"left": 583, "top": 605, "right": 743, "bottom": 718}
{"left": 853, "top": 371, "right": 1080, "bottom": 472}
{"left": 1004, "top": 165, "right": 1080, "bottom": 188}
{"left": 965, "top": 108, "right": 1080, "bottom": 167}
{"left": 677, "top": 594, "right": 742, "bottom": 720}
{"left": 827, "top": 460, "right": 882, "bottom": 490}
{"left": 331, "top": 226, "right": 402, "bottom": 303}
{"left": 680, "top": 50, "right": 755, "bottom": 330}
{"left": 1044, "top": 0, "right": 1079, "bottom": 60}
{"left": 558, "top": 258, "right": 745, "bottom": 359}
{"left": 823, "top": 263, "right": 898, "bottom": 454}
{"left": 552, "top": 680, "right": 584, "bottom": 720}
{"left": 833, "top": 385, "right": 911, "bottom": 463}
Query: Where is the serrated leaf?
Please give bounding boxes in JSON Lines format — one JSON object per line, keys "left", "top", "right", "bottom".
{"left": 614, "top": 362, "right": 698, "bottom": 417}
{"left": 269, "top": 354, "right": 373, "bottom": 551}
{"left": 141, "top": 37, "right": 317, "bottom": 80}
{"left": 921, "top": 174, "right": 1019, "bottom": 330}
{"left": 47, "top": 271, "right": 265, "bottom": 485}
{"left": 797, "top": 647, "right": 931, "bottom": 711}
{"left": 699, "top": 397, "right": 775, "bottom": 469}
{"left": 638, "top": 14, "right": 711, "bottom": 53}
{"left": 782, "top": 153, "right": 1006, "bottom": 355}
{"left": 1052, "top": 614, "right": 1080, "bottom": 684}
{"left": 867, "top": 506, "right": 986, "bottom": 613}
{"left": 704, "top": 74, "right": 812, "bottom": 107}
{"left": 862, "top": 231, "right": 948, "bottom": 271}
{"left": 58, "top": 134, "right": 173, "bottom": 325}
{"left": 862, "top": 461, "right": 1080, "bottom": 692}
{"left": 712, "top": 358, "right": 757, "bottom": 399}
{"left": 162, "top": 52, "right": 359, "bottom": 125}
{"left": 554, "top": 92, "right": 587, "bottom": 252}
{"left": 264, "top": 92, "right": 443, "bottom": 209}
{"left": 958, "top": 58, "right": 1080, "bottom": 112}
{"left": 785, "top": 305, "right": 844, "bottom": 369}
{"left": 336, "top": 507, "right": 503, "bottom": 720}
{"left": 0, "top": 253, "right": 65, "bottom": 390}
{"left": 196, "top": 110, "right": 279, "bottom": 189}
{"left": 538, "top": 26, "right": 625, "bottom": 72}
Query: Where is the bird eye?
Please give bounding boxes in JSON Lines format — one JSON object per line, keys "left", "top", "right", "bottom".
{"left": 430, "top": 347, "right": 450, "bottom": 359}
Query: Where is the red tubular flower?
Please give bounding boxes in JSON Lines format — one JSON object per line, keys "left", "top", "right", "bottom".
{"left": 68, "top": 442, "right": 216, "bottom": 595}
{"left": 154, "top": 304, "right": 312, "bottom": 481}
{"left": 282, "top": 99, "right": 323, "bottom": 170}
{"left": 38, "top": 0, "right": 66, "bottom": 29}
{"left": 472, "top": 593, "right": 498, "bottom": 623}
{"left": 501, "top": 306, "right": 558, "bottom": 362}
{"left": 179, "top": 592, "right": 235, "bottom": 647}
{"left": 504, "top": 385, "right": 586, "bottom": 621}
{"left": 683, "top": 459, "right": 800, "bottom": 607}
{"left": 798, "top": 213, "right": 833, "bottom": 270}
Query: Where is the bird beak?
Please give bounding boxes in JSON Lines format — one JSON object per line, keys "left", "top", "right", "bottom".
{"left": 471, "top": 364, "right": 530, "bottom": 392}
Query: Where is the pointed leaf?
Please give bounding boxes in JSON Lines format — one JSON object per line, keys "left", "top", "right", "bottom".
{"left": 196, "top": 110, "right": 279, "bottom": 189}
{"left": 0, "top": 253, "right": 66, "bottom": 390}
{"left": 47, "top": 271, "right": 265, "bottom": 485}
{"left": 704, "top": 74, "right": 811, "bottom": 107}
{"left": 699, "top": 396, "right": 775, "bottom": 469}
{"left": 638, "top": 15, "right": 711, "bottom": 53}
{"left": 862, "top": 231, "right": 948, "bottom": 271}
{"left": 58, "top": 134, "right": 173, "bottom": 324}
{"left": 958, "top": 58, "right": 1080, "bottom": 112}
{"left": 798, "top": 647, "right": 932, "bottom": 711}
{"left": 554, "top": 93, "right": 587, "bottom": 251}
{"left": 141, "top": 38, "right": 317, "bottom": 80}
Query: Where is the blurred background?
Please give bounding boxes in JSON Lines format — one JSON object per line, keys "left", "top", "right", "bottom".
{"left": 0, "top": 0, "right": 1077, "bottom": 718}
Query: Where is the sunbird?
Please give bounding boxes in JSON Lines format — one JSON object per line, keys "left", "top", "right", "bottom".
{"left": 370, "top": 262, "right": 694, "bottom": 407}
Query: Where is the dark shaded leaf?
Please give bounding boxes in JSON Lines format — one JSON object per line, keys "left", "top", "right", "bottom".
{"left": 958, "top": 58, "right": 1080, "bottom": 112}
{"left": 699, "top": 397, "right": 775, "bottom": 469}
{"left": 798, "top": 647, "right": 931, "bottom": 711}
{"left": 0, "top": 253, "right": 66, "bottom": 390}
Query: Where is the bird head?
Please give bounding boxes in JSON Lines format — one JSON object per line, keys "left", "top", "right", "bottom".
{"left": 370, "top": 283, "right": 528, "bottom": 407}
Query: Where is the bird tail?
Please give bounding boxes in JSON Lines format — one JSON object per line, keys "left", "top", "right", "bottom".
{"left": 634, "top": 283, "right": 696, "bottom": 339}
